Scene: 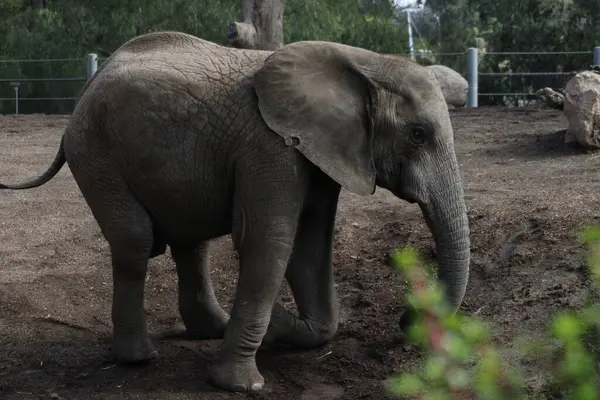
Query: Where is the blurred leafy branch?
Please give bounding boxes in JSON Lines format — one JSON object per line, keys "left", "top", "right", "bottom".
{"left": 387, "top": 224, "right": 600, "bottom": 399}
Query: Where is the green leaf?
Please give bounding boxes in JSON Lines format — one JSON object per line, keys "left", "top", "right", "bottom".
{"left": 406, "top": 319, "right": 428, "bottom": 343}
{"left": 552, "top": 313, "right": 584, "bottom": 341}
{"left": 582, "top": 226, "right": 600, "bottom": 245}
{"left": 442, "top": 332, "right": 471, "bottom": 361}
{"left": 393, "top": 247, "right": 420, "bottom": 272}
{"left": 424, "top": 354, "right": 447, "bottom": 382}
{"left": 386, "top": 373, "right": 425, "bottom": 396}
{"left": 459, "top": 318, "right": 488, "bottom": 343}
{"left": 446, "top": 367, "right": 471, "bottom": 389}
{"left": 573, "top": 382, "right": 599, "bottom": 400}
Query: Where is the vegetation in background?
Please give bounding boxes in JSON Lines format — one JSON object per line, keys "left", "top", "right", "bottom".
{"left": 388, "top": 224, "right": 600, "bottom": 399}
{"left": 0, "top": 0, "right": 408, "bottom": 114}
{"left": 3, "top": 0, "right": 599, "bottom": 113}
{"left": 418, "top": 0, "right": 600, "bottom": 106}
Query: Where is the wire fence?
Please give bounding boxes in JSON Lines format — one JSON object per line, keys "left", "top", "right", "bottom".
{"left": 1, "top": 47, "right": 599, "bottom": 114}
{"left": 414, "top": 47, "right": 599, "bottom": 107}
{"left": 0, "top": 56, "right": 109, "bottom": 114}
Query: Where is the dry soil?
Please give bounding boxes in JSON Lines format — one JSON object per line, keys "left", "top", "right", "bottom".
{"left": 1, "top": 107, "right": 599, "bottom": 399}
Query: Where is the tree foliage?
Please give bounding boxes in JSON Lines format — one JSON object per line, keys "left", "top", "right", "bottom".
{"left": 387, "top": 225, "right": 600, "bottom": 399}
{"left": 2, "top": 0, "right": 599, "bottom": 112}
{"left": 0, "top": 0, "right": 409, "bottom": 114}
{"left": 415, "top": 0, "right": 600, "bottom": 105}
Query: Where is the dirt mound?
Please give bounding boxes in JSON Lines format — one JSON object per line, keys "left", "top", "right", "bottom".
{"left": 0, "top": 107, "right": 597, "bottom": 399}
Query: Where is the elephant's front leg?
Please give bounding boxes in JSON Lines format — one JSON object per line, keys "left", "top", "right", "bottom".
{"left": 265, "top": 175, "right": 342, "bottom": 348}
{"left": 208, "top": 169, "right": 305, "bottom": 392}
{"left": 160, "top": 243, "right": 229, "bottom": 340}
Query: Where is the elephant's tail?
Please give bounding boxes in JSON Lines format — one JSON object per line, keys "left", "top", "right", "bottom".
{"left": 0, "top": 135, "right": 66, "bottom": 190}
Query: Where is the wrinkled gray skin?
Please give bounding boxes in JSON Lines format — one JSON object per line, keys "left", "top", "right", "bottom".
{"left": 426, "top": 64, "right": 469, "bottom": 107}
{"left": 0, "top": 32, "right": 470, "bottom": 392}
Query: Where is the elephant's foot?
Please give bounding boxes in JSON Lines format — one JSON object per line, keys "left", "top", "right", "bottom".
{"left": 262, "top": 303, "right": 295, "bottom": 346}
{"left": 112, "top": 330, "right": 158, "bottom": 363}
{"left": 263, "top": 303, "right": 337, "bottom": 349}
{"left": 208, "top": 355, "right": 264, "bottom": 392}
{"left": 159, "top": 308, "right": 230, "bottom": 340}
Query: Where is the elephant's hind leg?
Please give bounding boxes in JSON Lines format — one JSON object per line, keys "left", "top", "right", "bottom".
{"left": 73, "top": 166, "right": 158, "bottom": 363}
{"left": 265, "top": 173, "right": 342, "bottom": 348}
{"left": 160, "top": 243, "right": 229, "bottom": 340}
{"left": 108, "top": 212, "right": 158, "bottom": 363}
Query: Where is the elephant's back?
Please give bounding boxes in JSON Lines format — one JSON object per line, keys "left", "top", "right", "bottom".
{"left": 98, "top": 31, "right": 273, "bottom": 87}
{"left": 115, "top": 31, "right": 218, "bottom": 54}
{"left": 66, "top": 30, "right": 275, "bottom": 169}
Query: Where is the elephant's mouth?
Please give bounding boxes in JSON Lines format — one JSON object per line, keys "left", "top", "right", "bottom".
{"left": 401, "top": 194, "right": 418, "bottom": 204}
{"left": 392, "top": 188, "right": 419, "bottom": 204}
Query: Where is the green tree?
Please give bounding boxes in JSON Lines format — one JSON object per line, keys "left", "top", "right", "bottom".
{"left": 0, "top": 0, "right": 409, "bottom": 114}
{"left": 415, "top": 0, "right": 598, "bottom": 105}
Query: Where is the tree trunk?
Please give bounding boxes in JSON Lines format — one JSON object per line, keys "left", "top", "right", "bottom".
{"left": 228, "top": 0, "right": 285, "bottom": 50}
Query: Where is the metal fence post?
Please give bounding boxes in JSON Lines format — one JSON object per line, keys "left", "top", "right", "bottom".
{"left": 466, "top": 47, "right": 478, "bottom": 108}
{"left": 87, "top": 53, "right": 98, "bottom": 79}
{"left": 10, "top": 82, "right": 20, "bottom": 116}
{"left": 594, "top": 47, "right": 600, "bottom": 67}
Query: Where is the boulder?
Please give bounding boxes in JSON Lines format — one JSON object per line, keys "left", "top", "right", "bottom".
{"left": 563, "top": 70, "right": 600, "bottom": 148}
{"left": 426, "top": 64, "right": 468, "bottom": 107}
{"left": 536, "top": 87, "right": 564, "bottom": 111}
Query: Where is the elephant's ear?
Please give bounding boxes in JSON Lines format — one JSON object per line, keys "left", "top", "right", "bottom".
{"left": 254, "top": 41, "right": 377, "bottom": 196}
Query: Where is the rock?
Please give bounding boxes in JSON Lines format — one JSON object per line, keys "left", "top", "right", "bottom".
{"left": 426, "top": 64, "right": 468, "bottom": 107}
{"left": 536, "top": 87, "right": 565, "bottom": 111}
{"left": 563, "top": 70, "right": 600, "bottom": 149}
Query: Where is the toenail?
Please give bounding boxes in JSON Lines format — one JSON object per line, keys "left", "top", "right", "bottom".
{"left": 251, "top": 382, "right": 263, "bottom": 391}
{"left": 234, "top": 384, "right": 248, "bottom": 392}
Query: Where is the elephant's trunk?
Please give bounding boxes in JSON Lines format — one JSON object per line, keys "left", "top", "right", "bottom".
{"left": 420, "top": 157, "right": 470, "bottom": 312}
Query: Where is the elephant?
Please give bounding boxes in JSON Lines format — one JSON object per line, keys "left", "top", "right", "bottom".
{"left": 383, "top": 57, "right": 468, "bottom": 108}
{"left": 425, "top": 65, "right": 469, "bottom": 107}
{"left": 0, "top": 31, "right": 471, "bottom": 392}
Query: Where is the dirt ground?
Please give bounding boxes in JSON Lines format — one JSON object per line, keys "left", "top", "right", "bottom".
{"left": 0, "top": 107, "right": 598, "bottom": 400}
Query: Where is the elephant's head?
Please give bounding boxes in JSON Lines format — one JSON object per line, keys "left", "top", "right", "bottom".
{"left": 254, "top": 41, "right": 470, "bottom": 316}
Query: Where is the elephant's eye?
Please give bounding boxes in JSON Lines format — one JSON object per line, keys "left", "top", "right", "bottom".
{"left": 411, "top": 126, "right": 427, "bottom": 145}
